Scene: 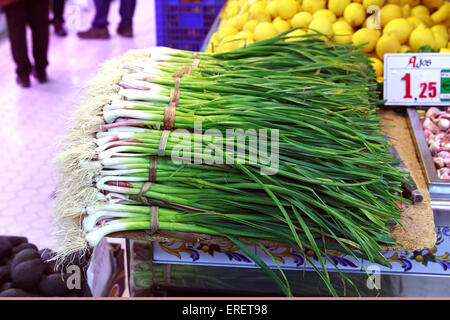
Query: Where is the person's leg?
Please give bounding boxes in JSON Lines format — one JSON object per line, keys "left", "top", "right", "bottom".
{"left": 118, "top": 0, "right": 136, "bottom": 28}
{"left": 26, "top": 0, "right": 50, "bottom": 82}
{"left": 77, "top": 0, "right": 111, "bottom": 39}
{"left": 92, "top": 0, "right": 112, "bottom": 29}
{"left": 52, "top": 0, "right": 68, "bottom": 36}
{"left": 52, "top": 0, "right": 65, "bottom": 24}
{"left": 117, "top": 0, "right": 136, "bottom": 37}
{"left": 4, "top": 1, "right": 31, "bottom": 87}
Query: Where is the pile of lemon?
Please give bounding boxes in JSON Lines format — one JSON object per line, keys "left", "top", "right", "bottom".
{"left": 207, "top": 0, "right": 450, "bottom": 81}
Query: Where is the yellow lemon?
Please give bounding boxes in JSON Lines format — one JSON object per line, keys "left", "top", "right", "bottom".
{"left": 431, "top": 3, "right": 450, "bottom": 25}
{"left": 369, "top": 57, "right": 384, "bottom": 79}
{"left": 380, "top": 4, "right": 403, "bottom": 27}
{"left": 210, "top": 31, "right": 219, "bottom": 44}
{"left": 376, "top": 34, "right": 401, "bottom": 59}
{"left": 401, "top": 44, "right": 412, "bottom": 52}
{"left": 237, "top": 1, "right": 250, "bottom": 14}
{"left": 216, "top": 41, "right": 239, "bottom": 53}
{"left": 402, "top": 4, "right": 411, "bottom": 18}
{"left": 291, "top": 11, "right": 313, "bottom": 28}
{"left": 411, "top": 5, "right": 430, "bottom": 19}
{"left": 226, "top": 16, "right": 238, "bottom": 29}
{"left": 383, "top": 18, "right": 413, "bottom": 43}
{"left": 218, "top": 26, "right": 238, "bottom": 41}
{"left": 247, "top": 1, "right": 270, "bottom": 21}
{"left": 207, "top": 36, "right": 219, "bottom": 52}
{"left": 221, "top": 34, "right": 236, "bottom": 44}
{"left": 272, "top": 16, "right": 283, "bottom": 23}
{"left": 313, "top": 9, "right": 337, "bottom": 22}
{"left": 419, "top": 15, "right": 434, "bottom": 27}
{"left": 218, "top": 17, "right": 227, "bottom": 29}
{"left": 422, "top": 0, "right": 444, "bottom": 11}
{"left": 266, "top": 1, "right": 279, "bottom": 19}
{"left": 248, "top": 1, "right": 266, "bottom": 16}
{"left": 328, "top": 0, "right": 350, "bottom": 16}
{"left": 404, "top": 0, "right": 420, "bottom": 6}
{"left": 332, "top": 20, "right": 354, "bottom": 44}
{"left": 302, "top": 0, "right": 326, "bottom": 14}
{"left": 239, "top": 0, "right": 250, "bottom": 7}
{"left": 352, "top": 28, "right": 381, "bottom": 52}
{"left": 434, "top": 33, "right": 448, "bottom": 49}
{"left": 440, "top": 48, "right": 450, "bottom": 53}
{"left": 309, "top": 17, "right": 333, "bottom": 40}
{"left": 344, "top": 3, "right": 366, "bottom": 27}
{"left": 431, "top": 25, "right": 449, "bottom": 41}
{"left": 277, "top": 0, "right": 298, "bottom": 20}
{"left": 235, "top": 30, "right": 254, "bottom": 41}
{"left": 409, "top": 24, "right": 436, "bottom": 51}
{"left": 243, "top": 20, "right": 259, "bottom": 33}
{"left": 273, "top": 18, "right": 292, "bottom": 33}
{"left": 245, "top": 39, "right": 255, "bottom": 46}
{"left": 254, "top": 22, "right": 278, "bottom": 41}
{"left": 285, "top": 29, "right": 307, "bottom": 42}
{"left": 363, "top": 0, "right": 385, "bottom": 9}
{"left": 407, "top": 16, "right": 422, "bottom": 29}
{"left": 225, "top": 3, "right": 240, "bottom": 18}
{"left": 233, "top": 31, "right": 254, "bottom": 48}
{"left": 219, "top": 34, "right": 237, "bottom": 50}
{"left": 235, "top": 12, "right": 249, "bottom": 30}
{"left": 249, "top": 10, "right": 271, "bottom": 22}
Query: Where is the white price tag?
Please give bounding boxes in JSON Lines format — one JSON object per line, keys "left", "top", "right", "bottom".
{"left": 384, "top": 53, "right": 450, "bottom": 106}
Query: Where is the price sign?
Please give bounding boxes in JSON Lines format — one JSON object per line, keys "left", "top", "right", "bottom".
{"left": 384, "top": 53, "right": 450, "bottom": 106}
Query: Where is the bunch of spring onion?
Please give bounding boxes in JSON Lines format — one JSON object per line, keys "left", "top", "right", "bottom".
{"left": 80, "top": 32, "right": 410, "bottom": 296}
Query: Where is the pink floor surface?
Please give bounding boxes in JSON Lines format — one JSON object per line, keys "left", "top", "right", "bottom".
{"left": 0, "top": 0, "right": 155, "bottom": 250}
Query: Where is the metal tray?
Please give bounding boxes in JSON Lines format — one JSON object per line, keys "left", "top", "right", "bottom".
{"left": 407, "top": 107, "right": 450, "bottom": 202}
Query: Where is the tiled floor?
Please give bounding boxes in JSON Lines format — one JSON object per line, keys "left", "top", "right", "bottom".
{"left": 0, "top": 0, "right": 156, "bottom": 250}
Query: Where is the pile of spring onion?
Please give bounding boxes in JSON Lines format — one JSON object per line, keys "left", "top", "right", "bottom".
{"left": 56, "top": 31, "right": 410, "bottom": 297}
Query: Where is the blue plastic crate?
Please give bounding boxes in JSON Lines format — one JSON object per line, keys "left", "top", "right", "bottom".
{"left": 155, "top": 0, "right": 226, "bottom": 52}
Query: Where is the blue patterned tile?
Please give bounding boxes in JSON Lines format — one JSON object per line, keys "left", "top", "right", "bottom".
{"left": 254, "top": 246, "right": 364, "bottom": 272}
{"left": 360, "top": 227, "right": 450, "bottom": 276}
{"left": 150, "top": 227, "right": 450, "bottom": 277}
{"left": 152, "top": 242, "right": 257, "bottom": 268}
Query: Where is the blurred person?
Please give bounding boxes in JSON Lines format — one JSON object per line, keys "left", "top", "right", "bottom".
{"left": 77, "top": 0, "right": 136, "bottom": 39}
{"left": 51, "top": 0, "right": 67, "bottom": 37}
{"left": 0, "top": 0, "right": 50, "bottom": 87}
